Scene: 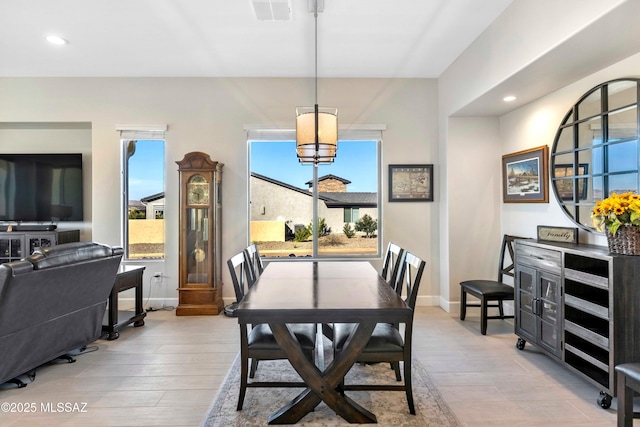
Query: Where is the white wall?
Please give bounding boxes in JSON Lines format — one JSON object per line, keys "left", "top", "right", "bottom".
{"left": 0, "top": 77, "right": 439, "bottom": 307}
{"left": 445, "top": 117, "right": 502, "bottom": 312}
{"left": 500, "top": 52, "right": 640, "bottom": 247}
{"left": 438, "top": 0, "right": 637, "bottom": 313}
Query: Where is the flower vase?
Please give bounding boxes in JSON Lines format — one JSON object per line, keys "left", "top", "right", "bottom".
{"left": 606, "top": 224, "right": 640, "bottom": 255}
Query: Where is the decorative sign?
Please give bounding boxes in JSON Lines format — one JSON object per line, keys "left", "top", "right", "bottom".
{"left": 537, "top": 226, "right": 578, "bottom": 244}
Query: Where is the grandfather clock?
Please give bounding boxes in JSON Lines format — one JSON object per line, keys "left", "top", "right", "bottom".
{"left": 176, "top": 152, "right": 224, "bottom": 315}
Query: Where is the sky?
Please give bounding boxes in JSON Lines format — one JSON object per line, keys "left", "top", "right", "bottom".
{"left": 250, "top": 140, "right": 378, "bottom": 192}
{"left": 127, "top": 139, "right": 378, "bottom": 201}
{"left": 128, "top": 140, "right": 165, "bottom": 201}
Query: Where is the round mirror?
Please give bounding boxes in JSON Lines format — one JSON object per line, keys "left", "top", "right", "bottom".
{"left": 550, "top": 78, "right": 640, "bottom": 231}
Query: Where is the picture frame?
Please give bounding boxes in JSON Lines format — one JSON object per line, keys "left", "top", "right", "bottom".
{"left": 553, "top": 163, "right": 589, "bottom": 201}
{"left": 537, "top": 225, "right": 578, "bottom": 244}
{"left": 502, "top": 145, "right": 549, "bottom": 203}
{"left": 388, "top": 164, "right": 433, "bottom": 202}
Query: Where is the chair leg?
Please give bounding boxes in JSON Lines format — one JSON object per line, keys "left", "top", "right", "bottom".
{"left": 498, "top": 299, "right": 505, "bottom": 318}
{"left": 403, "top": 359, "right": 415, "bottom": 415}
{"left": 249, "top": 358, "right": 259, "bottom": 378}
{"left": 237, "top": 354, "right": 248, "bottom": 411}
{"left": 392, "top": 361, "right": 401, "bottom": 381}
{"left": 480, "top": 296, "right": 488, "bottom": 335}
{"left": 617, "top": 370, "right": 634, "bottom": 427}
{"left": 460, "top": 289, "right": 467, "bottom": 320}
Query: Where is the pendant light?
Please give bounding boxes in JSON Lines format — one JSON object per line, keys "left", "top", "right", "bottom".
{"left": 296, "top": 0, "right": 337, "bottom": 165}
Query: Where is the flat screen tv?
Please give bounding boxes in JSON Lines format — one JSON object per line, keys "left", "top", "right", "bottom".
{"left": 0, "top": 153, "right": 84, "bottom": 222}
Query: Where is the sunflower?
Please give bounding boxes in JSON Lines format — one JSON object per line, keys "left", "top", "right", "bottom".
{"left": 592, "top": 192, "right": 640, "bottom": 235}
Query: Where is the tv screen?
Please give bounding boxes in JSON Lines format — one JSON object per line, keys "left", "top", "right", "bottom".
{"left": 0, "top": 153, "right": 84, "bottom": 222}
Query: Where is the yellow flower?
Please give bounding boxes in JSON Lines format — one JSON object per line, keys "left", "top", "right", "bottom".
{"left": 592, "top": 192, "right": 640, "bottom": 235}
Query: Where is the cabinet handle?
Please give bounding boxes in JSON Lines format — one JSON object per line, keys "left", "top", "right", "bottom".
{"left": 531, "top": 298, "right": 538, "bottom": 316}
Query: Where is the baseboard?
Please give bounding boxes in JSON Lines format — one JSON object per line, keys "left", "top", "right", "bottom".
{"left": 117, "top": 297, "right": 178, "bottom": 311}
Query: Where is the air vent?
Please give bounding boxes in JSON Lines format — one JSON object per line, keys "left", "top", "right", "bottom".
{"left": 251, "top": 0, "right": 291, "bottom": 21}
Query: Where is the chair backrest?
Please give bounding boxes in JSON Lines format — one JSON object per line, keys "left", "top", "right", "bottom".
{"left": 227, "top": 251, "right": 255, "bottom": 303}
{"left": 381, "top": 242, "right": 404, "bottom": 285}
{"left": 498, "top": 235, "right": 521, "bottom": 282}
{"left": 244, "top": 243, "right": 264, "bottom": 282}
{"left": 394, "top": 251, "right": 426, "bottom": 310}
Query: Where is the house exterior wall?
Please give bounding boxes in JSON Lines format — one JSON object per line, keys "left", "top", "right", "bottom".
{"left": 316, "top": 178, "right": 347, "bottom": 192}
{"left": 250, "top": 175, "right": 313, "bottom": 231}
{"left": 250, "top": 175, "right": 378, "bottom": 239}
{"left": 145, "top": 199, "right": 165, "bottom": 219}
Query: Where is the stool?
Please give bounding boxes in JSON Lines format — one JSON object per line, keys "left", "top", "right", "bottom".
{"left": 615, "top": 363, "right": 640, "bottom": 427}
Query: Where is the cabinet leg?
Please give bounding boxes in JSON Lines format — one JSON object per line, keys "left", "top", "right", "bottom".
{"left": 516, "top": 338, "right": 526, "bottom": 350}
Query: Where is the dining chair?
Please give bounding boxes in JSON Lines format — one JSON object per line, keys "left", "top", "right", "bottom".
{"left": 381, "top": 242, "right": 404, "bottom": 286}
{"left": 324, "top": 242, "right": 404, "bottom": 343}
{"left": 459, "top": 234, "right": 521, "bottom": 335}
{"left": 244, "top": 243, "right": 264, "bottom": 281}
{"left": 332, "top": 250, "right": 426, "bottom": 415}
{"left": 228, "top": 252, "right": 317, "bottom": 411}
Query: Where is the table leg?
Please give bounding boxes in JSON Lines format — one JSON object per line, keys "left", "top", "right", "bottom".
{"left": 268, "top": 322, "right": 377, "bottom": 424}
{"left": 134, "top": 270, "right": 145, "bottom": 327}
{"left": 106, "top": 287, "right": 119, "bottom": 340}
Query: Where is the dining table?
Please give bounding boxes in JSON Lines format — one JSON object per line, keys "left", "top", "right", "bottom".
{"left": 235, "top": 260, "right": 412, "bottom": 424}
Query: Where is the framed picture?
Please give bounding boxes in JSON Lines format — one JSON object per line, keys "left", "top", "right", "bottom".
{"left": 553, "top": 163, "right": 589, "bottom": 201}
{"left": 502, "top": 145, "right": 549, "bottom": 203}
{"left": 388, "top": 164, "right": 433, "bottom": 202}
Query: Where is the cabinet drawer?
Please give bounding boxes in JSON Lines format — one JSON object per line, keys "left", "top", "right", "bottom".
{"left": 515, "top": 243, "right": 561, "bottom": 274}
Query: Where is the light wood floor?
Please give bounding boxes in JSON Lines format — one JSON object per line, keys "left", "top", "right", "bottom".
{"left": 0, "top": 306, "right": 631, "bottom": 426}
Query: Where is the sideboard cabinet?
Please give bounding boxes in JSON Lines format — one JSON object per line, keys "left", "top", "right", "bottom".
{"left": 0, "top": 229, "right": 80, "bottom": 264}
{"left": 514, "top": 239, "right": 640, "bottom": 408}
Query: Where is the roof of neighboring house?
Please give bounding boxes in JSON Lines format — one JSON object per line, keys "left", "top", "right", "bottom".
{"left": 251, "top": 173, "right": 376, "bottom": 207}
{"left": 141, "top": 192, "right": 165, "bottom": 203}
{"left": 305, "top": 174, "right": 352, "bottom": 187}
{"left": 128, "top": 200, "right": 145, "bottom": 209}
{"left": 319, "top": 192, "right": 377, "bottom": 207}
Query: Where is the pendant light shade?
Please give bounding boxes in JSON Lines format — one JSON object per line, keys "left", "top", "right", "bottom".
{"left": 296, "top": 0, "right": 337, "bottom": 165}
{"left": 296, "top": 105, "right": 337, "bottom": 164}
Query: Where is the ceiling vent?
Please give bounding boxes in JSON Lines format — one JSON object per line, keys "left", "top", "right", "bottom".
{"left": 251, "top": 0, "right": 291, "bottom": 21}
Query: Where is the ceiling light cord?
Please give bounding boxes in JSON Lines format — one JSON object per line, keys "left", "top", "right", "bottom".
{"left": 314, "top": 3, "right": 318, "bottom": 106}
{"left": 314, "top": 1, "right": 319, "bottom": 152}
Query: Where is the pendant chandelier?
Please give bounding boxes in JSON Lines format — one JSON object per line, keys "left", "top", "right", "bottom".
{"left": 296, "top": 0, "right": 337, "bottom": 165}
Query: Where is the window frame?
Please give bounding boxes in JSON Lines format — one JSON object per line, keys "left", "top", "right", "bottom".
{"left": 246, "top": 125, "right": 384, "bottom": 260}
{"left": 120, "top": 136, "right": 166, "bottom": 260}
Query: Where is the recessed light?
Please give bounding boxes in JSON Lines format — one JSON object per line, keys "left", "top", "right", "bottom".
{"left": 46, "top": 35, "right": 68, "bottom": 45}
{"left": 503, "top": 95, "right": 516, "bottom": 102}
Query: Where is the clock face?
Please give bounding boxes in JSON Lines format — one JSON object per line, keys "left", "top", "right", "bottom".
{"left": 187, "top": 181, "right": 209, "bottom": 205}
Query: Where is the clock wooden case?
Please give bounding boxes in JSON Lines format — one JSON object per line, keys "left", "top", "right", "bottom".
{"left": 176, "top": 152, "right": 224, "bottom": 315}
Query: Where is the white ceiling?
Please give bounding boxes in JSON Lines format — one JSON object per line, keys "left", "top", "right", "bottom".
{"left": 0, "top": 0, "right": 513, "bottom": 78}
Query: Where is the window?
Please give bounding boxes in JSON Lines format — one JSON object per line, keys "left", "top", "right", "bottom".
{"left": 247, "top": 127, "right": 382, "bottom": 258}
{"left": 344, "top": 207, "right": 359, "bottom": 223}
{"left": 121, "top": 137, "right": 165, "bottom": 259}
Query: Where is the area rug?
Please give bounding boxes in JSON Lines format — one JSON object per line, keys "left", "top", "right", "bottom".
{"left": 201, "top": 346, "right": 461, "bottom": 427}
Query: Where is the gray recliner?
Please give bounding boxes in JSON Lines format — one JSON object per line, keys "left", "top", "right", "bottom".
{"left": 0, "top": 241, "right": 123, "bottom": 387}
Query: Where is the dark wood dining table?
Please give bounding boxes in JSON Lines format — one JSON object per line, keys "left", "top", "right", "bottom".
{"left": 236, "top": 260, "right": 412, "bottom": 424}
